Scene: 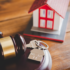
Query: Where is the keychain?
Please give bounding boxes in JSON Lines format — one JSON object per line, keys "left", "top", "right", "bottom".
{"left": 26, "top": 40, "right": 49, "bottom": 62}
{"left": 26, "top": 40, "right": 49, "bottom": 49}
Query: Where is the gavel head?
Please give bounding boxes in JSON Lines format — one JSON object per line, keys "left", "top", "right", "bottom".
{"left": 0, "top": 32, "right": 26, "bottom": 60}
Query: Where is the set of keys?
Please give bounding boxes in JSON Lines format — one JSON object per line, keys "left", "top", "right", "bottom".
{"left": 26, "top": 40, "right": 49, "bottom": 50}
{"left": 26, "top": 40, "right": 49, "bottom": 62}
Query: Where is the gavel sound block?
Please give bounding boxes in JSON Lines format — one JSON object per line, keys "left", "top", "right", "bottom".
{"left": 0, "top": 32, "right": 52, "bottom": 70}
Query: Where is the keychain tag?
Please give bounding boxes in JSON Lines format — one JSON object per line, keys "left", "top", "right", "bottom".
{"left": 28, "top": 49, "right": 44, "bottom": 62}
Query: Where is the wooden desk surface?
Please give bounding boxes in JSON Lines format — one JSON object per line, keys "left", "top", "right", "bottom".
{"left": 42, "top": 33, "right": 70, "bottom": 70}
{"left": 0, "top": 0, "right": 70, "bottom": 70}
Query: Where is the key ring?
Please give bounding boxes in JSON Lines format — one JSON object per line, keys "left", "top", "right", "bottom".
{"left": 35, "top": 40, "right": 49, "bottom": 50}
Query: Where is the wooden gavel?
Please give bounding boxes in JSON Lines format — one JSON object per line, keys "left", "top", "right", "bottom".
{"left": 0, "top": 32, "right": 52, "bottom": 70}
{"left": 0, "top": 32, "right": 26, "bottom": 61}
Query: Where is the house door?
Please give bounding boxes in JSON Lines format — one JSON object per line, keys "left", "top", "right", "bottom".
{"left": 39, "top": 8, "right": 54, "bottom": 30}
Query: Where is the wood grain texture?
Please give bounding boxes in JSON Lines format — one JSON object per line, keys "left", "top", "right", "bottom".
{"left": 0, "top": 0, "right": 34, "bottom": 36}
{"left": 0, "top": 15, "right": 32, "bottom": 36}
{"left": 69, "top": 0, "right": 70, "bottom": 6}
{"left": 64, "top": 68, "right": 70, "bottom": 70}
{"left": 41, "top": 32, "right": 70, "bottom": 70}
{"left": 0, "top": 0, "right": 34, "bottom": 21}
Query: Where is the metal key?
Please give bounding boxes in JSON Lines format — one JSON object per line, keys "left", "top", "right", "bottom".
{"left": 26, "top": 40, "right": 49, "bottom": 50}
{"left": 26, "top": 40, "right": 38, "bottom": 48}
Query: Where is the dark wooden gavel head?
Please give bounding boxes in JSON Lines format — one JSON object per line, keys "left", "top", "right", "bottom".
{"left": 0, "top": 32, "right": 26, "bottom": 60}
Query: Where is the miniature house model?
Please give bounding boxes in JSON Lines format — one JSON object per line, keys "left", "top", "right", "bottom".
{"left": 33, "top": 5, "right": 63, "bottom": 30}
{"left": 24, "top": 0, "right": 69, "bottom": 42}
{"left": 28, "top": 0, "right": 69, "bottom": 34}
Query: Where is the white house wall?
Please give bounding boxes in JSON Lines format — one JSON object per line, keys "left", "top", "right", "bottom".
{"left": 54, "top": 13, "right": 63, "bottom": 30}
{"left": 33, "top": 9, "right": 39, "bottom": 27}
{"left": 59, "top": 17, "right": 63, "bottom": 31}
{"left": 33, "top": 9, "right": 63, "bottom": 31}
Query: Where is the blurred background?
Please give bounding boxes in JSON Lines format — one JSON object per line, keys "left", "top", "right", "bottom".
{"left": 0, "top": 0, "right": 70, "bottom": 36}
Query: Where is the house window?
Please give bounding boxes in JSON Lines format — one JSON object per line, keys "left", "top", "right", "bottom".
{"left": 47, "top": 20, "right": 52, "bottom": 28}
{"left": 40, "top": 19, "right": 45, "bottom": 27}
{"left": 40, "top": 9, "right": 46, "bottom": 17}
{"left": 47, "top": 10, "right": 53, "bottom": 18}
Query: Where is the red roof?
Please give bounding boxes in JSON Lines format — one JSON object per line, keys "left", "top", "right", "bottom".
{"left": 28, "top": 0, "right": 69, "bottom": 18}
